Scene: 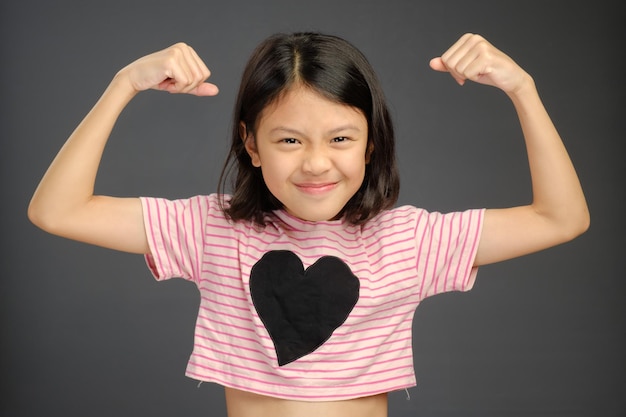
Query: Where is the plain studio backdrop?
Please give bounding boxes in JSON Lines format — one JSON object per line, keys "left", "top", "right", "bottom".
{"left": 1, "top": 1, "right": 624, "bottom": 416}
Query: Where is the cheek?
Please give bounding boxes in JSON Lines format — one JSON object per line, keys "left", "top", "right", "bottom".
{"left": 259, "top": 157, "right": 291, "bottom": 186}
{"left": 346, "top": 154, "right": 368, "bottom": 178}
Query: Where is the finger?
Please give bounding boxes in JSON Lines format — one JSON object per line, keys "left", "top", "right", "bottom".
{"left": 449, "top": 36, "right": 498, "bottom": 86}
{"left": 177, "top": 46, "right": 218, "bottom": 96}
{"left": 157, "top": 78, "right": 218, "bottom": 96}
{"left": 450, "top": 47, "right": 482, "bottom": 79}
{"left": 429, "top": 57, "right": 466, "bottom": 86}
{"left": 462, "top": 58, "right": 492, "bottom": 84}
{"left": 188, "top": 46, "right": 212, "bottom": 82}
{"left": 442, "top": 38, "right": 476, "bottom": 74}
{"left": 439, "top": 33, "right": 482, "bottom": 85}
{"left": 178, "top": 44, "right": 207, "bottom": 93}
{"left": 189, "top": 82, "right": 219, "bottom": 97}
{"left": 429, "top": 57, "right": 447, "bottom": 72}
{"left": 157, "top": 43, "right": 194, "bottom": 93}
{"left": 149, "top": 43, "right": 216, "bottom": 95}
{"left": 174, "top": 49, "right": 197, "bottom": 93}
{"left": 174, "top": 44, "right": 215, "bottom": 95}
{"left": 440, "top": 33, "right": 475, "bottom": 67}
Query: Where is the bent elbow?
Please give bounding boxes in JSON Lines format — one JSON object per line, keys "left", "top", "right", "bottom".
{"left": 28, "top": 200, "right": 52, "bottom": 232}
{"left": 575, "top": 209, "right": 591, "bottom": 237}
{"left": 560, "top": 207, "right": 591, "bottom": 243}
{"left": 28, "top": 199, "right": 64, "bottom": 235}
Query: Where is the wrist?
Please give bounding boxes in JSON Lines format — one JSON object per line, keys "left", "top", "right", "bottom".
{"left": 111, "top": 69, "right": 141, "bottom": 101}
{"left": 506, "top": 72, "right": 536, "bottom": 100}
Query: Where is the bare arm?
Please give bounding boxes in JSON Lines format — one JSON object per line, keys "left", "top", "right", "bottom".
{"left": 430, "top": 34, "right": 590, "bottom": 266}
{"left": 28, "top": 43, "right": 218, "bottom": 254}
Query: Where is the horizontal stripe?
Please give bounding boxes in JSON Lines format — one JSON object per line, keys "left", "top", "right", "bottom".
{"left": 140, "top": 194, "right": 483, "bottom": 401}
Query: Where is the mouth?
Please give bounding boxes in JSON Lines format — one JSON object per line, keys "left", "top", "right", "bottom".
{"left": 295, "top": 182, "right": 338, "bottom": 195}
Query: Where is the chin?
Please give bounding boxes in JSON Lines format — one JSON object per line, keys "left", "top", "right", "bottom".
{"left": 290, "top": 208, "right": 343, "bottom": 222}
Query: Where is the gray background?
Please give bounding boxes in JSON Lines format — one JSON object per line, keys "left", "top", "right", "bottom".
{"left": 2, "top": 1, "right": 624, "bottom": 416}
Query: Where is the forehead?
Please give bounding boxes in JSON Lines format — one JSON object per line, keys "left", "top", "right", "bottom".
{"left": 256, "top": 85, "right": 367, "bottom": 133}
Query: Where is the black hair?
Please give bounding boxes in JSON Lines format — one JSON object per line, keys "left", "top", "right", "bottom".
{"left": 218, "top": 32, "right": 399, "bottom": 225}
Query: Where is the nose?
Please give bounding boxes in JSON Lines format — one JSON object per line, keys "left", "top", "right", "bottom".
{"left": 301, "top": 145, "right": 331, "bottom": 175}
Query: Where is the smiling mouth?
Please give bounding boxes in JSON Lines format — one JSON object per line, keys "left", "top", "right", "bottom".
{"left": 295, "top": 182, "right": 338, "bottom": 195}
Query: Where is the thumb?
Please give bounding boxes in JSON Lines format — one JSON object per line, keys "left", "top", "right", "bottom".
{"left": 158, "top": 80, "right": 219, "bottom": 96}
{"left": 429, "top": 57, "right": 448, "bottom": 72}
{"left": 429, "top": 57, "right": 465, "bottom": 86}
{"left": 189, "top": 82, "right": 219, "bottom": 97}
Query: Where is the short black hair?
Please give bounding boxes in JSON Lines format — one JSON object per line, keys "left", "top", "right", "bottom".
{"left": 218, "top": 32, "right": 399, "bottom": 225}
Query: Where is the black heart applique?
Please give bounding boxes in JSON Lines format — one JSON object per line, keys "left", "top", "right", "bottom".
{"left": 249, "top": 250, "right": 360, "bottom": 366}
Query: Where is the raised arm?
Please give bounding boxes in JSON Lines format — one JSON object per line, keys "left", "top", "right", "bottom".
{"left": 430, "top": 34, "right": 590, "bottom": 266}
{"left": 28, "top": 43, "right": 218, "bottom": 254}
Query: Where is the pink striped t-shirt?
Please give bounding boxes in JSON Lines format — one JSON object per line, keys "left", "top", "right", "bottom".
{"left": 140, "top": 194, "right": 484, "bottom": 401}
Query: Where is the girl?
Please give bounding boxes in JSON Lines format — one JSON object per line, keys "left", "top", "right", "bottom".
{"left": 28, "top": 32, "right": 589, "bottom": 417}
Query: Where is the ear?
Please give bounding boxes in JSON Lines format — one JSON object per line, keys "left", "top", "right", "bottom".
{"left": 240, "top": 121, "right": 261, "bottom": 167}
{"left": 365, "top": 141, "right": 374, "bottom": 164}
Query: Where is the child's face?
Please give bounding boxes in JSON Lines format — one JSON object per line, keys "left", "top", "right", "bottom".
{"left": 245, "top": 85, "right": 369, "bottom": 222}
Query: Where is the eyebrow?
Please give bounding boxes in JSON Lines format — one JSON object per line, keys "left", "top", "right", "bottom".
{"left": 269, "top": 125, "right": 363, "bottom": 136}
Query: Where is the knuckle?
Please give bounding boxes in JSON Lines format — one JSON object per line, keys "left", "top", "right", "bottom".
{"left": 168, "top": 42, "right": 188, "bottom": 57}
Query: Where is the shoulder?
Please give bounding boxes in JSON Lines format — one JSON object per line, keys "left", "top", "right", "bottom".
{"left": 364, "top": 205, "right": 426, "bottom": 230}
{"left": 141, "top": 193, "right": 228, "bottom": 210}
{"left": 364, "top": 205, "right": 484, "bottom": 236}
{"left": 140, "top": 193, "right": 235, "bottom": 228}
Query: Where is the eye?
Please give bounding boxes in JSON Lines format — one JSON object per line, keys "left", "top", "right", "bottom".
{"left": 280, "top": 138, "right": 299, "bottom": 144}
{"left": 332, "top": 136, "right": 349, "bottom": 143}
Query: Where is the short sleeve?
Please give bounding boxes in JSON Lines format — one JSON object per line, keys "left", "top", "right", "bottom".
{"left": 414, "top": 208, "right": 484, "bottom": 299}
{"left": 140, "top": 195, "right": 211, "bottom": 283}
